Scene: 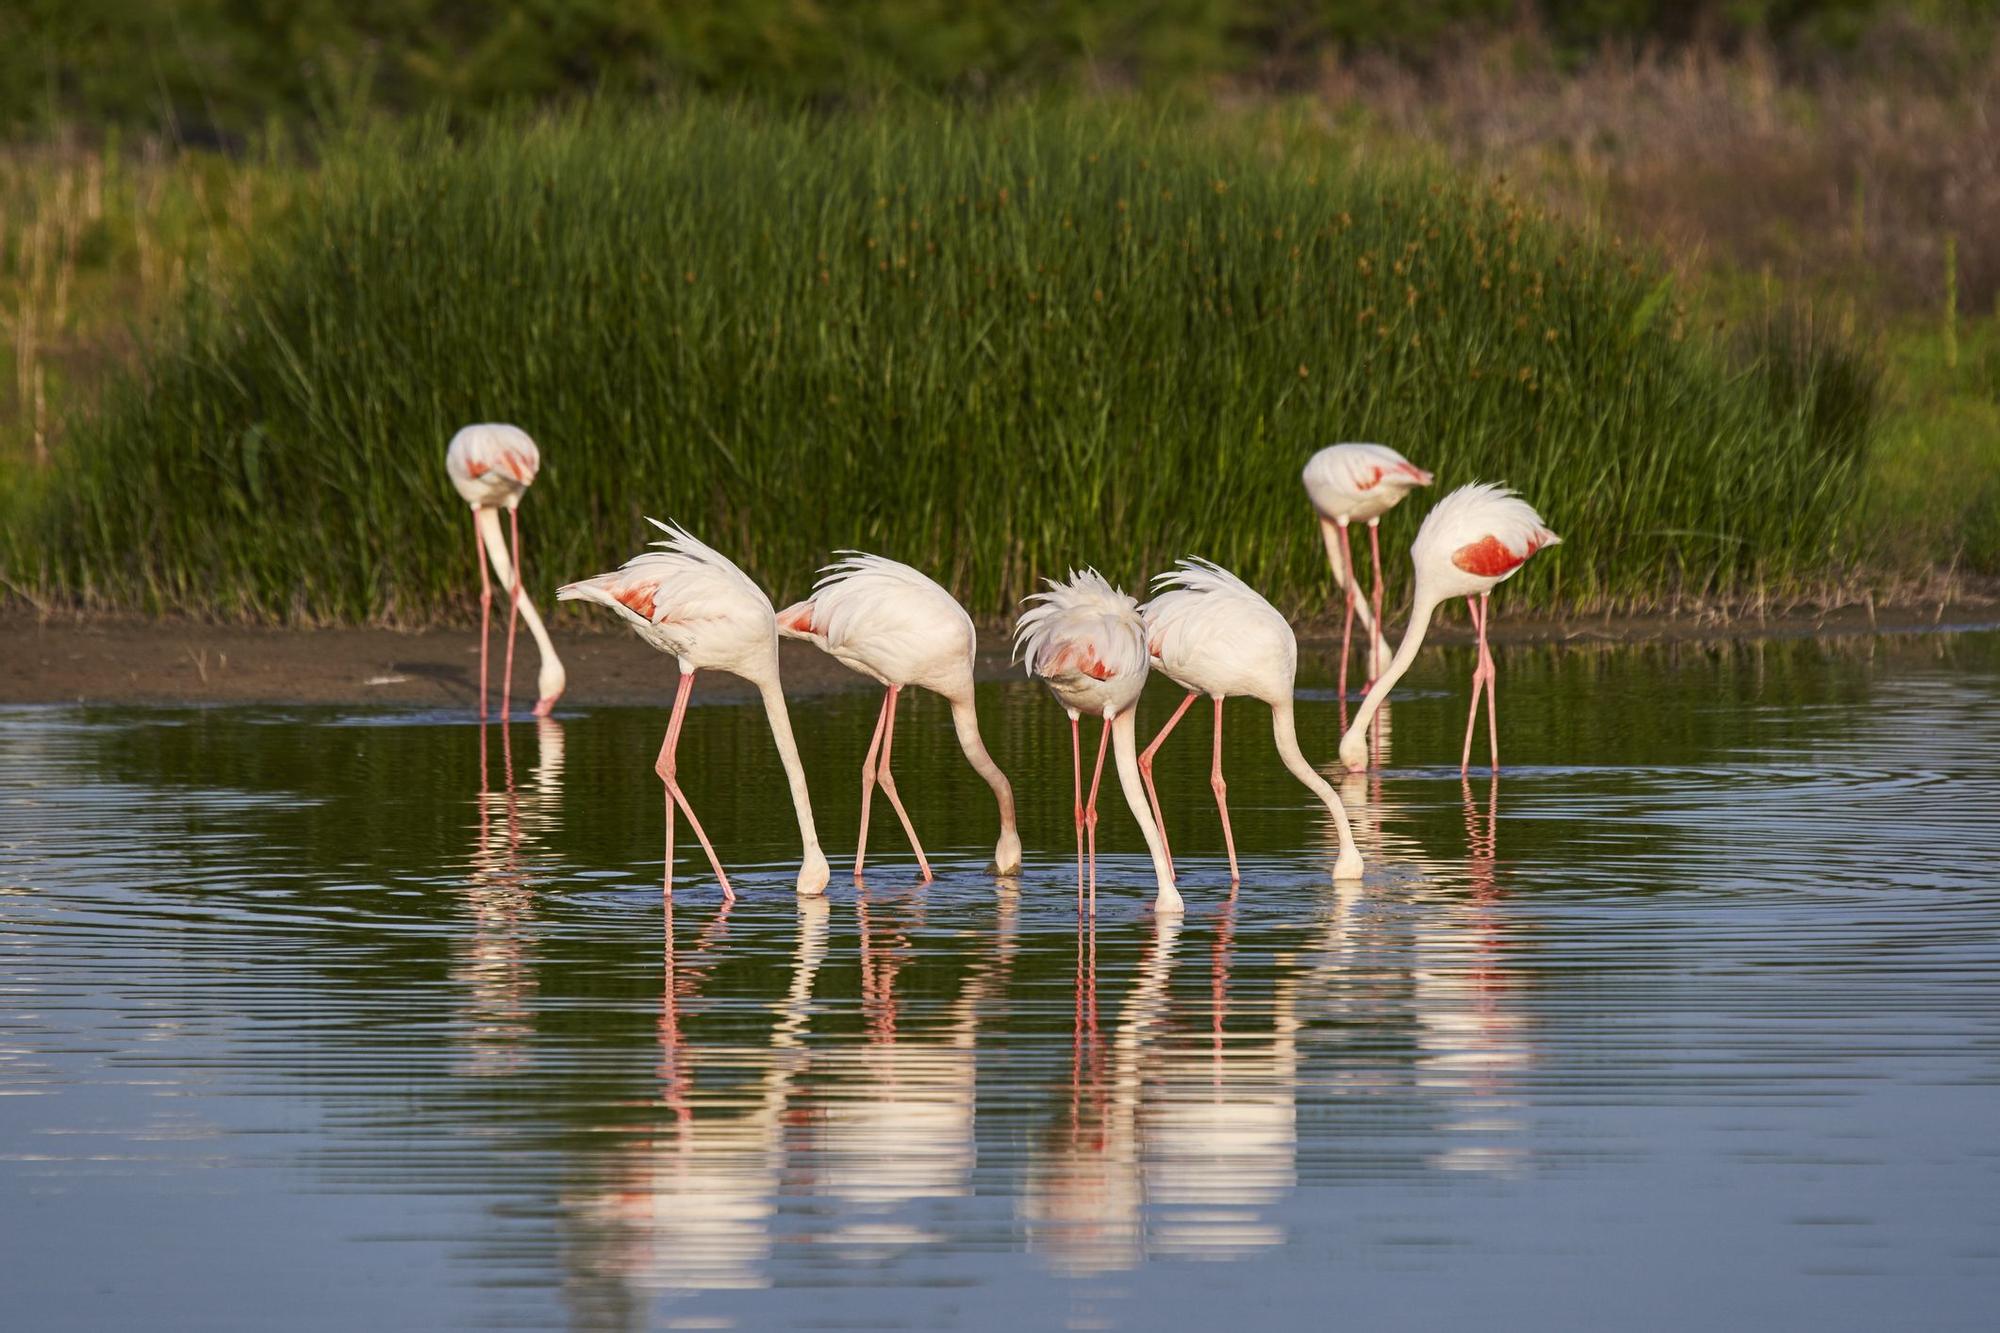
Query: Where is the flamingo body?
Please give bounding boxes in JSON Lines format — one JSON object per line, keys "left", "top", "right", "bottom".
{"left": 1338, "top": 483, "right": 1560, "bottom": 774}
{"left": 1302, "top": 442, "right": 1434, "bottom": 697}
{"left": 778, "top": 554, "right": 1021, "bottom": 878}
{"left": 1014, "top": 570, "right": 1151, "bottom": 721}
{"left": 446, "top": 423, "right": 541, "bottom": 509}
{"left": 561, "top": 522, "right": 779, "bottom": 677}
{"left": 558, "top": 520, "right": 830, "bottom": 899}
{"left": 1140, "top": 559, "right": 1364, "bottom": 882}
{"left": 1144, "top": 560, "right": 1298, "bottom": 700}
{"left": 445, "top": 423, "right": 565, "bottom": 718}
{"left": 1015, "top": 570, "right": 1180, "bottom": 914}
{"left": 779, "top": 555, "right": 975, "bottom": 694}
{"left": 1301, "top": 442, "right": 1434, "bottom": 524}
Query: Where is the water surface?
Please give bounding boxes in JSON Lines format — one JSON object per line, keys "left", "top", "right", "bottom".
{"left": 4, "top": 629, "right": 1999, "bottom": 1330}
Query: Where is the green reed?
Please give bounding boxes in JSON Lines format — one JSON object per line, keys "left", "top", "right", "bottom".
{"left": 12, "top": 99, "right": 1876, "bottom": 622}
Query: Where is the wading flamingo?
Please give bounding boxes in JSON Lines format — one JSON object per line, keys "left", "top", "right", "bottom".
{"left": 1137, "top": 559, "right": 1364, "bottom": 886}
{"left": 1302, "top": 443, "right": 1434, "bottom": 700}
{"left": 445, "top": 423, "right": 566, "bottom": 719}
{"left": 557, "top": 520, "right": 830, "bottom": 900}
{"left": 778, "top": 554, "right": 1021, "bottom": 882}
{"left": 1339, "top": 484, "right": 1559, "bottom": 775}
{"left": 1014, "top": 570, "right": 1181, "bottom": 915}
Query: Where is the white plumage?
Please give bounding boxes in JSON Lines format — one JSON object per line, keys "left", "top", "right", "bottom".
{"left": 558, "top": 519, "right": 829, "bottom": 900}
{"left": 1013, "top": 569, "right": 1151, "bottom": 721}
{"left": 1339, "top": 483, "right": 1561, "bottom": 774}
{"left": 446, "top": 423, "right": 542, "bottom": 510}
{"left": 1014, "top": 570, "right": 1179, "bottom": 913}
{"left": 1406, "top": 482, "right": 1561, "bottom": 603}
{"left": 1138, "top": 559, "right": 1363, "bottom": 883}
{"left": 443, "top": 422, "right": 564, "bottom": 718}
{"left": 1143, "top": 559, "right": 1297, "bottom": 703}
{"left": 1302, "top": 441, "right": 1435, "bottom": 696}
{"left": 780, "top": 554, "right": 976, "bottom": 694}
{"left": 1301, "top": 441, "right": 1433, "bottom": 524}
{"left": 777, "top": 553, "right": 1020, "bottom": 879}
{"left": 559, "top": 520, "right": 777, "bottom": 676}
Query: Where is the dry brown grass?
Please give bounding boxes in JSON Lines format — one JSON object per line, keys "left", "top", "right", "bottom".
{"left": 1312, "top": 25, "right": 2000, "bottom": 318}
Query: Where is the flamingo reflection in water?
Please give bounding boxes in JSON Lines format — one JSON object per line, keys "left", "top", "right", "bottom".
{"left": 1025, "top": 904, "right": 1303, "bottom": 1273}
{"left": 798, "top": 881, "right": 1019, "bottom": 1252}
{"left": 453, "top": 717, "right": 565, "bottom": 1079}
{"left": 1411, "top": 776, "right": 1533, "bottom": 1176}
{"left": 564, "top": 899, "right": 830, "bottom": 1296}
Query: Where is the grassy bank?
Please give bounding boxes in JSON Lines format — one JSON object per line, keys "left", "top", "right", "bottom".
{"left": 3, "top": 99, "right": 1881, "bottom": 623}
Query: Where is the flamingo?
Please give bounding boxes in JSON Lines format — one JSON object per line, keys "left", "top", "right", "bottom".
{"left": 445, "top": 423, "right": 567, "bottom": 719}
{"left": 556, "top": 519, "right": 831, "bottom": 900}
{"left": 777, "top": 554, "right": 1021, "bottom": 882}
{"left": 1014, "top": 570, "right": 1181, "bottom": 915}
{"left": 1136, "top": 558, "right": 1365, "bottom": 886}
{"left": 1338, "top": 483, "right": 1560, "bottom": 775}
{"left": 1301, "top": 442, "right": 1434, "bottom": 700}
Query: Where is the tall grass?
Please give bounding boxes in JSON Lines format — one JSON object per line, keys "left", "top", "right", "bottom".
{"left": 13, "top": 99, "right": 1876, "bottom": 622}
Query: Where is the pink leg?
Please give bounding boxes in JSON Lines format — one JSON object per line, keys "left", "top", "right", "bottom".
{"left": 1210, "top": 696, "right": 1240, "bottom": 886}
{"left": 853, "top": 690, "right": 890, "bottom": 881}
{"left": 1460, "top": 597, "right": 1495, "bottom": 776}
{"left": 656, "top": 726, "right": 679, "bottom": 897}
{"left": 501, "top": 508, "right": 522, "bottom": 721}
{"left": 1481, "top": 594, "right": 1499, "bottom": 774}
{"left": 1367, "top": 519, "right": 1386, "bottom": 688}
{"left": 1337, "top": 519, "right": 1356, "bottom": 702}
{"left": 656, "top": 672, "right": 735, "bottom": 901}
{"left": 1084, "top": 718, "right": 1111, "bottom": 912}
{"left": 1071, "top": 715, "right": 1085, "bottom": 904}
{"left": 1138, "top": 690, "right": 1198, "bottom": 881}
{"left": 875, "top": 685, "right": 934, "bottom": 883}
{"left": 474, "top": 511, "right": 491, "bottom": 719}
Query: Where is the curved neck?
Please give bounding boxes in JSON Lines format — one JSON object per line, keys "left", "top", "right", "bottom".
{"left": 758, "top": 678, "right": 823, "bottom": 857}
{"left": 476, "top": 507, "right": 562, "bottom": 672}
{"left": 1339, "top": 591, "right": 1440, "bottom": 764}
{"left": 949, "top": 694, "right": 1016, "bottom": 836}
{"left": 1271, "top": 698, "right": 1361, "bottom": 860}
{"left": 1110, "top": 710, "right": 1182, "bottom": 908}
{"left": 1318, "top": 516, "right": 1377, "bottom": 634}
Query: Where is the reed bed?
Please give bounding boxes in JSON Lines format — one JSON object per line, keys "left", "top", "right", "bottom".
{"left": 12, "top": 100, "right": 1876, "bottom": 622}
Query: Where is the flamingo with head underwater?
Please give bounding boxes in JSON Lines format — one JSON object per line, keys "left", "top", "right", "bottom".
{"left": 1302, "top": 443, "right": 1434, "bottom": 701}
{"left": 445, "top": 423, "right": 567, "bottom": 719}
{"left": 1014, "top": 570, "right": 1181, "bottom": 915}
{"left": 1137, "top": 558, "right": 1365, "bottom": 886}
{"left": 1339, "top": 483, "right": 1560, "bottom": 775}
{"left": 777, "top": 553, "right": 1021, "bottom": 883}
{"left": 557, "top": 520, "right": 830, "bottom": 901}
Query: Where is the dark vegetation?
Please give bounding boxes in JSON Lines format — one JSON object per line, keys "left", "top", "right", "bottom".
{"left": 0, "top": 2, "right": 1993, "bottom": 621}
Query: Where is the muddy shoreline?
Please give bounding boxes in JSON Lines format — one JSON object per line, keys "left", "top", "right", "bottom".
{"left": 4, "top": 598, "right": 1995, "bottom": 709}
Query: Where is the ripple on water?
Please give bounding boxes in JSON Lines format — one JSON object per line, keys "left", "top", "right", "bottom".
{"left": 3, "top": 642, "right": 2000, "bottom": 1330}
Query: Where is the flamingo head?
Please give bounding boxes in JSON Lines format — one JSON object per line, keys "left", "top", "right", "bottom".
{"left": 993, "top": 826, "right": 1023, "bottom": 878}
{"left": 796, "top": 845, "right": 831, "bottom": 899}
{"left": 533, "top": 659, "right": 568, "bottom": 717}
{"left": 1338, "top": 732, "right": 1370, "bottom": 773}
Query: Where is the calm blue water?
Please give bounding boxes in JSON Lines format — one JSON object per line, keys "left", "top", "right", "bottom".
{"left": 3, "top": 629, "right": 1998, "bottom": 1330}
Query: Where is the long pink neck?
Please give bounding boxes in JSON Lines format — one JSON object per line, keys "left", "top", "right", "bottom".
{"left": 950, "top": 695, "right": 1019, "bottom": 870}
{"left": 476, "top": 507, "right": 562, "bottom": 682}
{"left": 1318, "top": 517, "right": 1379, "bottom": 635}
{"left": 1338, "top": 591, "right": 1440, "bottom": 771}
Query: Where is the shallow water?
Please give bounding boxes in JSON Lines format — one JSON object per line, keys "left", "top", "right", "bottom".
{"left": 4, "top": 628, "right": 2000, "bottom": 1331}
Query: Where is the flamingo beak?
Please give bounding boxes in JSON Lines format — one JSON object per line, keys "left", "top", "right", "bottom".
{"left": 532, "top": 695, "right": 560, "bottom": 718}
